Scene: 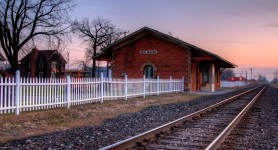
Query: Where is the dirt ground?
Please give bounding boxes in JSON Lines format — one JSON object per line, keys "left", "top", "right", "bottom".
{"left": 0, "top": 93, "right": 203, "bottom": 143}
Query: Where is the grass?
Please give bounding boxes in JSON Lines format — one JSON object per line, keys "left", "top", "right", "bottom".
{"left": 0, "top": 93, "right": 203, "bottom": 143}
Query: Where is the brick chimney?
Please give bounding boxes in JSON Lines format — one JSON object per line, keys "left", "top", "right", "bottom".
{"left": 30, "top": 47, "right": 39, "bottom": 77}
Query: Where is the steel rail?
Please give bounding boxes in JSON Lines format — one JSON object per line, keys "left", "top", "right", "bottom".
{"left": 205, "top": 84, "right": 267, "bottom": 150}
{"left": 99, "top": 86, "right": 263, "bottom": 150}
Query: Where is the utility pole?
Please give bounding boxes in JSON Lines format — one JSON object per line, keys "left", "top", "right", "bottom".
{"left": 240, "top": 71, "right": 243, "bottom": 77}
{"left": 274, "top": 70, "right": 278, "bottom": 80}
{"left": 246, "top": 71, "right": 248, "bottom": 82}
{"left": 250, "top": 68, "right": 253, "bottom": 80}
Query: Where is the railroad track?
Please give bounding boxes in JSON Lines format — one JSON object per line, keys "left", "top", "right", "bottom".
{"left": 100, "top": 85, "right": 267, "bottom": 150}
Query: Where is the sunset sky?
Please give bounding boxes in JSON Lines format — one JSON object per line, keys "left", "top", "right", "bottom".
{"left": 68, "top": 0, "right": 278, "bottom": 81}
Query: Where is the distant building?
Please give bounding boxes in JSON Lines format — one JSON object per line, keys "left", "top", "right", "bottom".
{"left": 61, "top": 70, "right": 92, "bottom": 78}
{"left": 19, "top": 47, "right": 66, "bottom": 78}
{"left": 81, "top": 67, "right": 111, "bottom": 78}
{"left": 226, "top": 76, "right": 246, "bottom": 82}
{"left": 95, "top": 27, "right": 236, "bottom": 92}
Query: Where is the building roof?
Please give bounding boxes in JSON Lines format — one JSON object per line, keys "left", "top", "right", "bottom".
{"left": 95, "top": 27, "right": 237, "bottom": 68}
{"left": 20, "top": 49, "right": 67, "bottom": 63}
{"left": 0, "top": 52, "right": 6, "bottom": 61}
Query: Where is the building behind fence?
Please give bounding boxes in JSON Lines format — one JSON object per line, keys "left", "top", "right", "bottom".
{"left": 0, "top": 71, "right": 184, "bottom": 115}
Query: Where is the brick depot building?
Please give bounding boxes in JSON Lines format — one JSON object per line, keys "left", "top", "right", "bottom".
{"left": 95, "top": 27, "right": 236, "bottom": 92}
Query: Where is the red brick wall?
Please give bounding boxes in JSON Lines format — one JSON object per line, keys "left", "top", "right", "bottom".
{"left": 111, "top": 34, "right": 191, "bottom": 87}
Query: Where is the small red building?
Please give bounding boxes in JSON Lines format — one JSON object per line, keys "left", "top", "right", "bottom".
{"left": 95, "top": 27, "right": 236, "bottom": 92}
{"left": 20, "top": 48, "right": 67, "bottom": 78}
{"left": 227, "top": 76, "right": 246, "bottom": 82}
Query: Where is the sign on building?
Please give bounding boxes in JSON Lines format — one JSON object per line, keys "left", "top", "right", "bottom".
{"left": 139, "top": 50, "right": 157, "bottom": 54}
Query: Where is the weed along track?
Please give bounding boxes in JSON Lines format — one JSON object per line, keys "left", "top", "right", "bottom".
{"left": 101, "top": 85, "right": 267, "bottom": 150}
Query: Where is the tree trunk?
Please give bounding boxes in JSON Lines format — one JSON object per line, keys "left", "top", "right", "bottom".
{"left": 7, "top": 51, "right": 19, "bottom": 75}
{"left": 92, "top": 43, "right": 97, "bottom": 77}
{"left": 11, "top": 51, "right": 19, "bottom": 75}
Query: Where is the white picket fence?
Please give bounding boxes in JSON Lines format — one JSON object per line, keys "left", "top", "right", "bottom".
{"left": 0, "top": 71, "right": 184, "bottom": 115}
{"left": 220, "top": 81, "right": 248, "bottom": 87}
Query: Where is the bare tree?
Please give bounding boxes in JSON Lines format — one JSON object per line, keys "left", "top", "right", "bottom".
{"left": 71, "top": 17, "right": 123, "bottom": 77}
{"left": 257, "top": 74, "right": 268, "bottom": 83}
{"left": 220, "top": 68, "right": 235, "bottom": 81}
{"left": 0, "top": 0, "right": 75, "bottom": 73}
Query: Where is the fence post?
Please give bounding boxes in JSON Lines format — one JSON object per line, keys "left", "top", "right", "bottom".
{"left": 143, "top": 75, "right": 146, "bottom": 98}
{"left": 124, "top": 74, "right": 127, "bottom": 100}
{"left": 157, "top": 76, "right": 160, "bottom": 95}
{"left": 15, "top": 70, "right": 20, "bottom": 115}
{"left": 100, "top": 73, "right": 104, "bottom": 103}
{"left": 66, "top": 75, "right": 71, "bottom": 109}
{"left": 182, "top": 76, "right": 185, "bottom": 93}
{"left": 170, "top": 76, "right": 172, "bottom": 92}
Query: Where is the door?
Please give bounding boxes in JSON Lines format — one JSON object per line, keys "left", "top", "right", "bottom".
{"left": 144, "top": 65, "right": 154, "bottom": 79}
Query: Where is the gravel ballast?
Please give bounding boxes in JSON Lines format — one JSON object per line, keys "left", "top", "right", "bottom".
{"left": 220, "top": 85, "right": 278, "bottom": 149}
{"left": 1, "top": 85, "right": 277, "bottom": 149}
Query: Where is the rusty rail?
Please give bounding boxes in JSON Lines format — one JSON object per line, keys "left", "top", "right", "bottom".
{"left": 100, "top": 86, "right": 264, "bottom": 150}
{"left": 205, "top": 85, "right": 267, "bottom": 150}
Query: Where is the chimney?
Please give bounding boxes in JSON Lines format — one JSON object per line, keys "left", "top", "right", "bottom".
{"left": 30, "top": 47, "right": 39, "bottom": 77}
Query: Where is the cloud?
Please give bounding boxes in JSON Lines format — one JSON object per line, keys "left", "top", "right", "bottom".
{"left": 219, "top": 40, "right": 263, "bottom": 45}
{"left": 265, "top": 5, "right": 278, "bottom": 12}
{"left": 216, "top": 11, "right": 241, "bottom": 16}
{"left": 202, "top": 40, "right": 263, "bottom": 45}
{"left": 262, "top": 23, "right": 278, "bottom": 28}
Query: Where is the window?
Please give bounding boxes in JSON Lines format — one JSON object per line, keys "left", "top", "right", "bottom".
{"left": 28, "top": 62, "right": 31, "bottom": 68}
{"left": 71, "top": 72, "right": 78, "bottom": 77}
{"left": 51, "top": 61, "right": 57, "bottom": 77}
{"left": 51, "top": 61, "right": 57, "bottom": 71}
{"left": 51, "top": 72, "right": 56, "bottom": 78}
{"left": 144, "top": 65, "right": 154, "bottom": 79}
{"left": 202, "top": 65, "right": 209, "bottom": 83}
{"left": 39, "top": 62, "right": 43, "bottom": 68}
{"left": 39, "top": 72, "right": 43, "bottom": 78}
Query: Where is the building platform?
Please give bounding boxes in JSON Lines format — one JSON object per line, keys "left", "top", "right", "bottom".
{"left": 188, "top": 88, "right": 235, "bottom": 95}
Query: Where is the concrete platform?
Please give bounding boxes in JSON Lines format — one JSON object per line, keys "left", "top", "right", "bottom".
{"left": 188, "top": 88, "right": 235, "bottom": 95}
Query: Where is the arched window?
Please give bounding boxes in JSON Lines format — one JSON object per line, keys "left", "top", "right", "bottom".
{"left": 144, "top": 65, "right": 154, "bottom": 79}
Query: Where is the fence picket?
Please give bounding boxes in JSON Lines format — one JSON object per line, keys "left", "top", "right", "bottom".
{"left": 0, "top": 71, "right": 184, "bottom": 115}
{"left": 0, "top": 78, "right": 3, "bottom": 114}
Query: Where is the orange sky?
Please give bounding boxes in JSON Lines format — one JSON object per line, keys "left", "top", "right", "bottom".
{"left": 66, "top": 0, "right": 278, "bottom": 80}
